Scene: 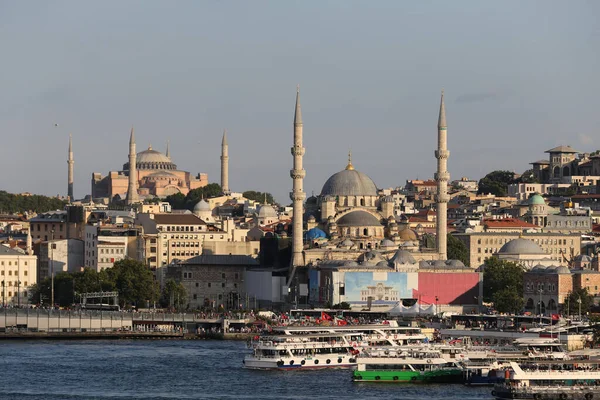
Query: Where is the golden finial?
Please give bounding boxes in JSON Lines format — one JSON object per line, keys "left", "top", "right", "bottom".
{"left": 346, "top": 150, "right": 355, "bottom": 170}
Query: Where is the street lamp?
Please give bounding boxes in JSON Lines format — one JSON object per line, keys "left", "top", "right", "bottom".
{"left": 17, "top": 281, "right": 21, "bottom": 308}
{"left": 435, "top": 296, "right": 439, "bottom": 317}
{"left": 50, "top": 229, "right": 55, "bottom": 308}
{"left": 577, "top": 296, "right": 582, "bottom": 321}
{"left": 1, "top": 281, "right": 4, "bottom": 307}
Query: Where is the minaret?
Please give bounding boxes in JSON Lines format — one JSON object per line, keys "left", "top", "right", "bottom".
{"left": 435, "top": 90, "right": 449, "bottom": 260}
{"left": 221, "top": 129, "right": 230, "bottom": 195}
{"left": 166, "top": 140, "right": 171, "bottom": 159}
{"left": 125, "top": 127, "right": 139, "bottom": 205}
{"left": 290, "top": 86, "right": 306, "bottom": 268}
{"left": 67, "top": 133, "right": 74, "bottom": 201}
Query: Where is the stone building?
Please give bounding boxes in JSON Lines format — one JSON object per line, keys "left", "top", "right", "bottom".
{"left": 91, "top": 133, "right": 208, "bottom": 201}
{"left": 165, "top": 255, "right": 259, "bottom": 309}
{"left": 454, "top": 232, "right": 581, "bottom": 268}
{"left": 0, "top": 245, "right": 37, "bottom": 306}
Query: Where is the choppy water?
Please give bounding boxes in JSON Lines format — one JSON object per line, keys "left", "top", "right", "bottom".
{"left": 0, "top": 340, "right": 493, "bottom": 399}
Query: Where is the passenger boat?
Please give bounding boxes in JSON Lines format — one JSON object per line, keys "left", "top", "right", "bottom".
{"left": 461, "top": 358, "right": 505, "bottom": 386}
{"left": 243, "top": 333, "right": 360, "bottom": 370}
{"left": 352, "top": 348, "right": 463, "bottom": 383}
{"left": 492, "top": 361, "right": 600, "bottom": 400}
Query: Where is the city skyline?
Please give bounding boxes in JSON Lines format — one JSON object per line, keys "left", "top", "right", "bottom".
{"left": 1, "top": 1, "right": 598, "bottom": 203}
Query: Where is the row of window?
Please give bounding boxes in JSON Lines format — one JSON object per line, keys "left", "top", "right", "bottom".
{"left": 0, "top": 291, "right": 28, "bottom": 297}
{"left": 158, "top": 225, "right": 203, "bottom": 232}
{"left": 182, "top": 272, "right": 240, "bottom": 280}
{"left": 0, "top": 261, "right": 28, "bottom": 266}
{"left": 34, "top": 224, "right": 64, "bottom": 231}
{"left": 0, "top": 270, "right": 28, "bottom": 276}
{"left": 100, "top": 248, "right": 124, "bottom": 254}
{"left": 99, "top": 258, "right": 118, "bottom": 263}
{"left": 160, "top": 235, "right": 225, "bottom": 240}
{"left": 476, "top": 238, "right": 574, "bottom": 246}
{"left": 526, "top": 282, "right": 557, "bottom": 292}
{"left": 1, "top": 281, "right": 28, "bottom": 287}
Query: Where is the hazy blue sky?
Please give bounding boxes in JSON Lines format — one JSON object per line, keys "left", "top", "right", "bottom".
{"left": 1, "top": 1, "right": 598, "bottom": 203}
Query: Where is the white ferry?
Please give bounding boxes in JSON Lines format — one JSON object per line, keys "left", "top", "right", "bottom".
{"left": 243, "top": 333, "right": 360, "bottom": 370}
{"left": 493, "top": 361, "right": 600, "bottom": 400}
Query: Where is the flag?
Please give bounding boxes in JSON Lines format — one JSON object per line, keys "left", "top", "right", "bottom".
{"left": 321, "top": 312, "right": 333, "bottom": 321}
{"left": 552, "top": 314, "right": 560, "bottom": 321}
{"left": 336, "top": 319, "right": 347, "bottom": 326}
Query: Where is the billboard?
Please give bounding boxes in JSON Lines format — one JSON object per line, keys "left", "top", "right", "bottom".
{"left": 344, "top": 272, "right": 418, "bottom": 304}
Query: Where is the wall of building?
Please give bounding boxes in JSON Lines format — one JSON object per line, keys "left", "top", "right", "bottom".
{"left": 0, "top": 253, "right": 37, "bottom": 306}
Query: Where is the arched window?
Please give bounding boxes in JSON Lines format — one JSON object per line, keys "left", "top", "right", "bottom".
{"left": 360, "top": 198, "right": 365, "bottom": 206}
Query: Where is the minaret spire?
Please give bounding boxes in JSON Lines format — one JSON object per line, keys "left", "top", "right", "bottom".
{"left": 166, "top": 140, "right": 170, "bottom": 159}
{"left": 435, "top": 90, "right": 449, "bottom": 260}
{"left": 290, "top": 85, "right": 306, "bottom": 273}
{"left": 125, "top": 127, "right": 139, "bottom": 205}
{"left": 26, "top": 228, "right": 32, "bottom": 255}
{"left": 346, "top": 149, "right": 354, "bottom": 170}
{"left": 67, "top": 133, "right": 74, "bottom": 201}
{"left": 221, "top": 129, "right": 230, "bottom": 195}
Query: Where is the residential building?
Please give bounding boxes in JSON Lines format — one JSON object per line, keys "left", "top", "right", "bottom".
{"left": 0, "top": 245, "right": 37, "bottom": 306}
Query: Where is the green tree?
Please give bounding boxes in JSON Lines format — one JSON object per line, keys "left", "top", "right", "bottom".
{"left": 184, "top": 183, "right": 223, "bottom": 210}
{"left": 477, "top": 170, "right": 517, "bottom": 196}
{"left": 243, "top": 191, "right": 274, "bottom": 204}
{"left": 164, "top": 192, "right": 186, "bottom": 210}
{"left": 482, "top": 257, "right": 524, "bottom": 303}
{"left": 160, "top": 279, "right": 188, "bottom": 310}
{"left": 493, "top": 288, "right": 524, "bottom": 314}
{"left": 514, "top": 169, "right": 539, "bottom": 184}
{"left": 447, "top": 234, "right": 470, "bottom": 267}
{"left": 106, "top": 259, "right": 159, "bottom": 308}
{"left": 0, "top": 190, "right": 67, "bottom": 214}
{"left": 565, "top": 287, "right": 594, "bottom": 317}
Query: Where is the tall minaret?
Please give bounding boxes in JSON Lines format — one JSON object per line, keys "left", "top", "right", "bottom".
{"left": 67, "top": 133, "right": 74, "bottom": 201}
{"left": 290, "top": 86, "right": 306, "bottom": 269}
{"left": 125, "top": 127, "right": 139, "bottom": 205}
{"left": 26, "top": 228, "right": 32, "bottom": 255}
{"left": 166, "top": 140, "right": 171, "bottom": 159}
{"left": 435, "top": 90, "right": 449, "bottom": 260}
{"left": 221, "top": 129, "right": 230, "bottom": 195}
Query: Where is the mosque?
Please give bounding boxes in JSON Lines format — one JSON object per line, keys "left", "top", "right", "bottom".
{"left": 91, "top": 129, "right": 208, "bottom": 201}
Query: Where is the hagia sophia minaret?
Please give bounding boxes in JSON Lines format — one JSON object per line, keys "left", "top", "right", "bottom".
{"left": 125, "top": 127, "right": 140, "bottom": 205}
{"left": 67, "top": 133, "right": 74, "bottom": 201}
{"left": 221, "top": 129, "right": 230, "bottom": 195}
{"left": 290, "top": 86, "right": 306, "bottom": 268}
{"left": 435, "top": 90, "right": 449, "bottom": 260}
{"left": 166, "top": 140, "right": 171, "bottom": 159}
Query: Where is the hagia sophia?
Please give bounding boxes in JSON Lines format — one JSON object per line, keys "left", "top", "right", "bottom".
{"left": 91, "top": 130, "right": 208, "bottom": 202}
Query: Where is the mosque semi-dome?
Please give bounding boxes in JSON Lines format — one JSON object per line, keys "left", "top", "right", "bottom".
{"left": 337, "top": 211, "right": 382, "bottom": 227}
{"left": 320, "top": 165, "right": 378, "bottom": 197}
{"left": 498, "top": 238, "right": 545, "bottom": 255}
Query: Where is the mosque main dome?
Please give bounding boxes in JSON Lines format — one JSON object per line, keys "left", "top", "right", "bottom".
{"left": 124, "top": 146, "right": 177, "bottom": 171}
{"left": 320, "top": 159, "right": 378, "bottom": 197}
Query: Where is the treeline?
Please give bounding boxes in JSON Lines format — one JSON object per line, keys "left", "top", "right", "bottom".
{"left": 163, "top": 183, "right": 275, "bottom": 211}
{"left": 0, "top": 190, "right": 67, "bottom": 214}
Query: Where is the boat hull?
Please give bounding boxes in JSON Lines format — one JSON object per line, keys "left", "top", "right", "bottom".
{"left": 493, "top": 386, "right": 600, "bottom": 400}
{"left": 244, "top": 356, "right": 356, "bottom": 370}
{"left": 353, "top": 369, "right": 463, "bottom": 383}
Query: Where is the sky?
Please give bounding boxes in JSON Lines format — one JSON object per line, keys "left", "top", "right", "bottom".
{"left": 1, "top": 1, "right": 599, "bottom": 203}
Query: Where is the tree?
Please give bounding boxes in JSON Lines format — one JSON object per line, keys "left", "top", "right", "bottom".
{"left": 243, "top": 191, "right": 274, "bottom": 204}
{"left": 514, "top": 169, "right": 539, "bottom": 184}
{"left": 160, "top": 279, "right": 188, "bottom": 310}
{"left": 482, "top": 257, "right": 524, "bottom": 303}
{"left": 493, "top": 288, "right": 524, "bottom": 314}
{"left": 0, "top": 190, "right": 67, "bottom": 214}
{"left": 105, "top": 259, "right": 159, "bottom": 308}
{"left": 185, "top": 183, "right": 223, "bottom": 208}
{"left": 447, "top": 234, "right": 470, "bottom": 267}
{"left": 565, "top": 287, "right": 594, "bottom": 317}
{"left": 164, "top": 192, "right": 186, "bottom": 210}
{"left": 477, "top": 170, "right": 517, "bottom": 196}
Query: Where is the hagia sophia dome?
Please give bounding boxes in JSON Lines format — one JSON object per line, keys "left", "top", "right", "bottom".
{"left": 124, "top": 145, "right": 178, "bottom": 171}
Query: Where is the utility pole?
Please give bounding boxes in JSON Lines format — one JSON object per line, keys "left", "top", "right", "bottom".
{"left": 538, "top": 289, "right": 543, "bottom": 324}
{"left": 577, "top": 296, "right": 582, "bottom": 321}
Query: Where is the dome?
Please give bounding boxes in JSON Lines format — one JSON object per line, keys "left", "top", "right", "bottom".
{"left": 390, "top": 249, "right": 417, "bottom": 265}
{"left": 339, "top": 239, "right": 355, "bottom": 248}
{"left": 556, "top": 266, "right": 571, "bottom": 274}
{"left": 380, "top": 239, "right": 396, "bottom": 248}
{"left": 499, "top": 238, "right": 545, "bottom": 255}
{"left": 575, "top": 254, "right": 592, "bottom": 262}
{"left": 320, "top": 168, "right": 378, "bottom": 197}
{"left": 343, "top": 261, "right": 359, "bottom": 267}
{"left": 433, "top": 260, "right": 447, "bottom": 268}
{"left": 193, "top": 199, "right": 211, "bottom": 213}
{"left": 376, "top": 261, "right": 390, "bottom": 267}
{"left": 381, "top": 195, "right": 394, "bottom": 203}
{"left": 305, "top": 228, "right": 327, "bottom": 240}
{"left": 398, "top": 228, "right": 418, "bottom": 241}
{"left": 137, "top": 148, "right": 171, "bottom": 163}
{"left": 258, "top": 204, "right": 278, "bottom": 218}
{"left": 528, "top": 193, "right": 546, "bottom": 206}
{"left": 337, "top": 211, "right": 382, "bottom": 227}
{"left": 447, "top": 259, "right": 466, "bottom": 268}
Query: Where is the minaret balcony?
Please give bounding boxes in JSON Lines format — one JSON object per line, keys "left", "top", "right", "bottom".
{"left": 435, "top": 150, "right": 450, "bottom": 159}
{"left": 435, "top": 171, "right": 450, "bottom": 181}
{"left": 289, "top": 191, "right": 306, "bottom": 201}
{"left": 290, "top": 169, "right": 306, "bottom": 179}
{"left": 291, "top": 146, "right": 305, "bottom": 156}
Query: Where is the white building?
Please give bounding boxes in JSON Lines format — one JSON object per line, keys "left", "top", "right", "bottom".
{"left": 84, "top": 225, "right": 140, "bottom": 272}
{"left": 39, "top": 239, "right": 84, "bottom": 279}
{"left": 0, "top": 245, "right": 37, "bottom": 306}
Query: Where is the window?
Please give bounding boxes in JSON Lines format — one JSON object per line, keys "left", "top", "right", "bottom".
{"left": 8, "top": 271, "right": 11, "bottom": 276}
{"left": 234, "top": 273, "right": 239, "bottom": 280}
{"left": 222, "top": 273, "right": 225, "bottom": 279}
{"left": 222, "top": 283, "right": 225, "bottom": 288}
{"left": 218, "top": 294, "right": 222, "bottom": 300}
{"left": 193, "top": 294, "right": 197, "bottom": 300}
{"left": 208, "top": 283, "right": 211, "bottom": 288}
{"left": 195, "top": 283, "right": 199, "bottom": 287}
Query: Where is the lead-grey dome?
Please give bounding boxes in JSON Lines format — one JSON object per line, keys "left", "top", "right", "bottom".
{"left": 498, "top": 238, "right": 544, "bottom": 255}
{"left": 193, "top": 199, "right": 210, "bottom": 212}
{"left": 321, "top": 169, "right": 378, "bottom": 197}
{"left": 390, "top": 249, "right": 417, "bottom": 265}
{"left": 258, "top": 204, "right": 277, "bottom": 218}
{"left": 337, "top": 211, "right": 382, "bottom": 227}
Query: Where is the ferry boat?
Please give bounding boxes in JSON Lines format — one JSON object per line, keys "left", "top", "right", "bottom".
{"left": 244, "top": 333, "right": 360, "bottom": 370}
{"left": 495, "top": 338, "right": 569, "bottom": 361}
{"left": 461, "top": 358, "right": 505, "bottom": 386}
{"left": 492, "top": 361, "right": 600, "bottom": 400}
{"left": 352, "top": 348, "right": 463, "bottom": 383}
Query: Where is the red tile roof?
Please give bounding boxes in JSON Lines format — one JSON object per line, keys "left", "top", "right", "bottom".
{"left": 483, "top": 218, "right": 538, "bottom": 228}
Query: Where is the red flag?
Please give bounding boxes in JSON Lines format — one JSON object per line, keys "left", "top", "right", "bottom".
{"left": 336, "top": 319, "right": 347, "bottom": 326}
{"left": 321, "top": 312, "right": 333, "bottom": 321}
{"left": 552, "top": 314, "right": 560, "bottom": 320}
